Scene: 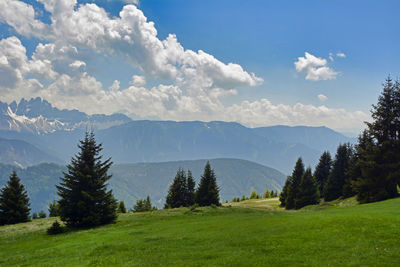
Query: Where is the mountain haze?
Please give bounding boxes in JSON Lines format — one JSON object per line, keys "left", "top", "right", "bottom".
{"left": 0, "top": 159, "right": 286, "bottom": 212}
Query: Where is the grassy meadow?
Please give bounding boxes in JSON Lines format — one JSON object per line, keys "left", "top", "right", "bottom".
{"left": 1, "top": 197, "right": 400, "bottom": 266}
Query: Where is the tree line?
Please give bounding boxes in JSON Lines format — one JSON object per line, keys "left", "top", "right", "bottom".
{"left": 280, "top": 77, "right": 400, "bottom": 209}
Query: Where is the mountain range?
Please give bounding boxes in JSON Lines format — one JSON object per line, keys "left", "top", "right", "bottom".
{"left": 0, "top": 98, "right": 356, "bottom": 174}
{"left": 0, "top": 158, "right": 286, "bottom": 212}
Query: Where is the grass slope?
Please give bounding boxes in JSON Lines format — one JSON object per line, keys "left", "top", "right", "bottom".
{"left": 1, "top": 198, "right": 400, "bottom": 266}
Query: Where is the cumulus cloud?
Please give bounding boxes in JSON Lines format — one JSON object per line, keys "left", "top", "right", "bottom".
{"left": 0, "top": 1, "right": 367, "bottom": 132}
{"left": 336, "top": 52, "right": 346, "bottom": 58}
{"left": 295, "top": 52, "right": 338, "bottom": 81}
{"left": 318, "top": 94, "right": 328, "bottom": 102}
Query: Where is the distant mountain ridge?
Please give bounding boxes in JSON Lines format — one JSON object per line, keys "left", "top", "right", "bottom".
{"left": 0, "top": 158, "right": 286, "bottom": 212}
{"left": 0, "top": 97, "right": 131, "bottom": 134}
{"left": 0, "top": 98, "right": 355, "bottom": 173}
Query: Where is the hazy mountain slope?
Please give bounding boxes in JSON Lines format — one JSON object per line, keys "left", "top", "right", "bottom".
{"left": 253, "top": 125, "right": 356, "bottom": 152}
{"left": 0, "top": 159, "right": 286, "bottom": 212}
{"left": 0, "top": 138, "right": 62, "bottom": 167}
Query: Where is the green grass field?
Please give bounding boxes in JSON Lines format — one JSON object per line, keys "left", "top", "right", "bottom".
{"left": 1, "top": 197, "right": 400, "bottom": 266}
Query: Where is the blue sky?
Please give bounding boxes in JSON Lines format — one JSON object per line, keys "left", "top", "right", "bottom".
{"left": 0, "top": 0, "right": 399, "bottom": 133}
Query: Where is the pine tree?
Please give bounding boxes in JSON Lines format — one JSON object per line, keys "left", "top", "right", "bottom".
{"left": 279, "top": 176, "right": 292, "bottom": 207}
{"left": 133, "top": 199, "right": 145, "bottom": 212}
{"left": 118, "top": 201, "right": 127, "bottom": 213}
{"left": 38, "top": 210, "right": 47, "bottom": 218}
{"left": 56, "top": 131, "right": 117, "bottom": 228}
{"left": 353, "top": 77, "right": 400, "bottom": 203}
{"left": 48, "top": 200, "right": 59, "bottom": 217}
{"left": 285, "top": 158, "right": 305, "bottom": 210}
{"left": 313, "top": 151, "right": 332, "bottom": 196}
{"left": 195, "top": 161, "right": 220, "bottom": 206}
{"left": 324, "top": 144, "right": 352, "bottom": 201}
{"left": 263, "top": 187, "right": 271, "bottom": 199}
{"left": 0, "top": 171, "right": 30, "bottom": 225}
{"left": 250, "top": 190, "right": 259, "bottom": 199}
{"left": 295, "top": 168, "right": 320, "bottom": 209}
{"left": 144, "top": 196, "right": 152, "bottom": 211}
{"left": 165, "top": 168, "right": 187, "bottom": 208}
{"left": 186, "top": 170, "right": 196, "bottom": 206}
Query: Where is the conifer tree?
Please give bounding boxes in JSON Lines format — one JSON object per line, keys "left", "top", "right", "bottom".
{"left": 165, "top": 169, "right": 187, "bottom": 208}
{"left": 118, "top": 201, "right": 127, "bottom": 213}
{"left": 250, "top": 190, "right": 259, "bottom": 199}
{"left": 133, "top": 199, "right": 145, "bottom": 212}
{"left": 313, "top": 151, "right": 332, "bottom": 196}
{"left": 144, "top": 196, "right": 152, "bottom": 211}
{"left": 263, "top": 188, "right": 271, "bottom": 199}
{"left": 48, "top": 200, "right": 59, "bottom": 217}
{"left": 324, "top": 144, "right": 352, "bottom": 201}
{"left": 285, "top": 158, "right": 305, "bottom": 210}
{"left": 295, "top": 168, "right": 320, "bottom": 209}
{"left": 56, "top": 131, "right": 117, "bottom": 228}
{"left": 39, "top": 210, "right": 47, "bottom": 218}
{"left": 0, "top": 171, "right": 31, "bottom": 225}
{"left": 186, "top": 170, "right": 196, "bottom": 206}
{"left": 353, "top": 77, "right": 400, "bottom": 203}
{"left": 279, "top": 176, "right": 292, "bottom": 207}
{"left": 195, "top": 161, "right": 220, "bottom": 206}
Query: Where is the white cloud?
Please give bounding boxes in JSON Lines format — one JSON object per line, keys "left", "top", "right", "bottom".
{"left": 336, "top": 52, "right": 346, "bottom": 58}
{"left": 0, "top": 2, "right": 367, "bottom": 132}
{"left": 294, "top": 52, "right": 338, "bottom": 81}
{"left": 318, "top": 94, "right": 328, "bottom": 102}
{"left": 130, "top": 75, "right": 146, "bottom": 87}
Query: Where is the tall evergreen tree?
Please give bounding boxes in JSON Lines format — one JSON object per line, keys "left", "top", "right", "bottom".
{"left": 186, "top": 170, "right": 196, "bottom": 206}
{"left": 324, "top": 144, "right": 352, "bottom": 201}
{"left": 56, "top": 131, "right": 117, "bottom": 228}
{"left": 285, "top": 158, "right": 305, "bottom": 210}
{"left": 313, "top": 151, "right": 332, "bottom": 196}
{"left": 279, "top": 176, "right": 292, "bottom": 207}
{"left": 0, "top": 171, "right": 30, "bottom": 225}
{"left": 195, "top": 161, "right": 220, "bottom": 206}
{"left": 48, "top": 200, "right": 59, "bottom": 217}
{"left": 295, "top": 168, "right": 320, "bottom": 209}
{"left": 165, "top": 169, "right": 187, "bottom": 208}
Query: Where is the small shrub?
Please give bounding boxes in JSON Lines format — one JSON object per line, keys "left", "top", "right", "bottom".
{"left": 47, "top": 220, "right": 65, "bottom": 235}
{"left": 210, "top": 204, "right": 217, "bottom": 208}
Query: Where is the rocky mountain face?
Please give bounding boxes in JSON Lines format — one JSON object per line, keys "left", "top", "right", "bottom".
{"left": 0, "top": 98, "right": 131, "bottom": 134}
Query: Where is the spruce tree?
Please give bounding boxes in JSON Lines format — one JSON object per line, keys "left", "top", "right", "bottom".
{"left": 165, "top": 168, "right": 187, "bottom": 208}
{"left": 186, "top": 170, "right": 196, "bottom": 206}
{"left": 313, "top": 151, "right": 332, "bottom": 197}
{"left": 56, "top": 131, "right": 117, "bottom": 228}
{"left": 285, "top": 158, "right": 305, "bottom": 210}
{"left": 118, "top": 201, "right": 127, "bottom": 213}
{"left": 48, "top": 200, "right": 59, "bottom": 217}
{"left": 279, "top": 176, "right": 292, "bottom": 207}
{"left": 263, "top": 187, "right": 271, "bottom": 199}
{"left": 144, "top": 196, "right": 152, "bottom": 211}
{"left": 324, "top": 144, "right": 352, "bottom": 201}
{"left": 353, "top": 77, "right": 400, "bottom": 203}
{"left": 295, "top": 168, "right": 320, "bottom": 209}
{"left": 195, "top": 161, "right": 220, "bottom": 206}
{"left": 0, "top": 171, "right": 30, "bottom": 225}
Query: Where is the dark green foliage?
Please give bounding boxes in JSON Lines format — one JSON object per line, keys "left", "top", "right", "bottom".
{"left": 195, "top": 161, "right": 220, "bottom": 206}
{"left": 47, "top": 220, "right": 65, "bottom": 235}
{"left": 118, "top": 201, "right": 126, "bottom": 213}
{"left": 231, "top": 197, "right": 240, "bottom": 202}
{"left": 0, "top": 171, "right": 30, "bottom": 225}
{"left": 133, "top": 196, "right": 156, "bottom": 212}
{"left": 186, "top": 170, "right": 196, "bottom": 206}
{"left": 285, "top": 158, "right": 305, "bottom": 210}
{"left": 353, "top": 78, "right": 400, "bottom": 203}
{"left": 279, "top": 176, "right": 291, "bottom": 207}
{"left": 32, "top": 213, "right": 38, "bottom": 220}
{"left": 56, "top": 131, "right": 117, "bottom": 228}
{"left": 38, "top": 210, "right": 46, "bottom": 218}
{"left": 271, "top": 190, "right": 278, "bottom": 197}
{"left": 295, "top": 168, "right": 320, "bottom": 209}
{"left": 324, "top": 144, "right": 352, "bottom": 201}
{"left": 241, "top": 195, "right": 246, "bottom": 201}
{"left": 313, "top": 151, "right": 332, "bottom": 196}
{"left": 48, "top": 200, "right": 59, "bottom": 217}
{"left": 165, "top": 169, "right": 188, "bottom": 208}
